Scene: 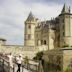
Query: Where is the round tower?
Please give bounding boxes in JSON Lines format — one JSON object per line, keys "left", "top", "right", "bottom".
{"left": 24, "top": 12, "right": 38, "bottom": 47}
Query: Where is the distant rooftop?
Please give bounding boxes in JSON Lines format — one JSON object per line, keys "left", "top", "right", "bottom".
{"left": 0, "top": 38, "right": 6, "bottom": 41}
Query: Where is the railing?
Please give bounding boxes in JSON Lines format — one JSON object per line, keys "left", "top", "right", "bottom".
{"left": 0, "top": 57, "right": 10, "bottom": 72}
{"left": 21, "top": 60, "right": 39, "bottom": 72}
{"left": 0, "top": 56, "right": 40, "bottom": 72}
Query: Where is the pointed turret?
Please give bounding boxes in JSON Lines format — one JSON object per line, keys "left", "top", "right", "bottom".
{"left": 24, "top": 12, "right": 38, "bottom": 47}
{"left": 26, "top": 12, "right": 36, "bottom": 21}
{"left": 61, "top": 3, "right": 70, "bottom": 14}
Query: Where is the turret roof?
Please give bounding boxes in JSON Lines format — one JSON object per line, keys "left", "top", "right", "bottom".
{"left": 61, "top": 3, "right": 70, "bottom": 14}
{"left": 26, "top": 12, "right": 35, "bottom": 21}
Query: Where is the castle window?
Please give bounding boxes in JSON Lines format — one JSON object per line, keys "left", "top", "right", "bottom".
{"left": 41, "top": 40, "right": 43, "bottom": 45}
{"left": 44, "top": 40, "right": 46, "bottom": 45}
{"left": 62, "top": 19, "right": 64, "bottom": 23}
{"left": 63, "top": 24, "right": 65, "bottom": 36}
{"left": 63, "top": 32, "right": 65, "bottom": 36}
{"left": 63, "top": 24, "right": 64, "bottom": 29}
{"left": 28, "top": 34, "right": 31, "bottom": 39}
{"left": 28, "top": 25, "right": 31, "bottom": 29}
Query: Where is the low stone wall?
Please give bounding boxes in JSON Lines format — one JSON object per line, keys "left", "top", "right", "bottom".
{"left": 0, "top": 45, "right": 38, "bottom": 59}
{"left": 63, "top": 49, "right": 72, "bottom": 71}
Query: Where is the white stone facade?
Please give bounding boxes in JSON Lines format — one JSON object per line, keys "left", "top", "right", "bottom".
{"left": 0, "top": 3, "right": 72, "bottom": 60}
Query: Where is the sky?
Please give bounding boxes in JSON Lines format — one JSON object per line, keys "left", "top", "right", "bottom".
{"left": 0, "top": 0, "right": 72, "bottom": 45}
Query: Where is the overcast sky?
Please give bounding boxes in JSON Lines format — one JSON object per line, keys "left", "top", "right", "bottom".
{"left": 0, "top": 0, "right": 72, "bottom": 45}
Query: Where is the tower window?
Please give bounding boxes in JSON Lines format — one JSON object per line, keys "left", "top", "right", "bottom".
{"left": 28, "top": 25, "right": 31, "bottom": 29}
{"left": 62, "top": 19, "right": 64, "bottom": 23}
{"left": 28, "top": 34, "right": 31, "bottom": 39}
{"left": 37, "top": 41, "right": 38, "bottom": 46}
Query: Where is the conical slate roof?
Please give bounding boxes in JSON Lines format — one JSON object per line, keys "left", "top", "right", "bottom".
{"left": 26, "top": 12, "right": 35, "bottom": 21}
{"left": 61, "top": 3, "right": 70, "bottom": 14}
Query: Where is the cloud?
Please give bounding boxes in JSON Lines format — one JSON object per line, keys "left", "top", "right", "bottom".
{"left": 0, "top": 0, "right": 25, "bottom": 45}
{"left": 21, "top": 0, "right": 72, "bottom": 5}
{"left": 0, "top": 0, "right": 72, "bottom": 45}
{"left": 30, "top": 3, "right": 62, "bottom": 20}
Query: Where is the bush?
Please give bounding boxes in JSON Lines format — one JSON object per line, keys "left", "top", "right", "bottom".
{"left": 33, "top": 51, "right": 43, "bottom": 61}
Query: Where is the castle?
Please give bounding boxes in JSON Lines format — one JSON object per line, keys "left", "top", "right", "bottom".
{"left": 0, "top": 3, "right": 72, "bottom": 71}
{"left": 25, "top": 3, "right": 72, "bottom": 50}
{"left": 24, "top": 3, "right": 72, "bottom": 72}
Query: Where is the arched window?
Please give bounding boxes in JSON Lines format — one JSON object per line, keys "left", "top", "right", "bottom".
{"left": 44, "top": 40, "right": 46, "bottom": 45}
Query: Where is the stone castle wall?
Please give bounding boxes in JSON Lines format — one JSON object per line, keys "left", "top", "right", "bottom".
{"left": 0, "top": 45, "right": 38, "bottom": 59}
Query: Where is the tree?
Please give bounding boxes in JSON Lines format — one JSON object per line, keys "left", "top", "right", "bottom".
{"left": 33, "top": 51, "right": 43, "bottom": 61}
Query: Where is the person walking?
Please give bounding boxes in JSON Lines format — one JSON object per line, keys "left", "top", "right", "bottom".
{"left": 7, "top": 53, "right": 14, "bottom": 72}
{"left": 16, "top": 54, "right": 23, "bottom": 72}
{"left": 7, "top": 53, "right": 13, "bottom": 68}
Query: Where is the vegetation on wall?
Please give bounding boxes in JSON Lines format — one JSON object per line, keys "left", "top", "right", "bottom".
{"left": 64, "top": 68, "right": 72, "bottom": 72}
{"left": 63, "top": 45, "right": 69, "bottom": 47}
{"left": 33, "top": 51, "right": 43, "bottom": 61}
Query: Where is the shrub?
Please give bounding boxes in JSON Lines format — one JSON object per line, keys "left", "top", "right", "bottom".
{"left": 33, "top": 51, "right": 43, "bottom": 61}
